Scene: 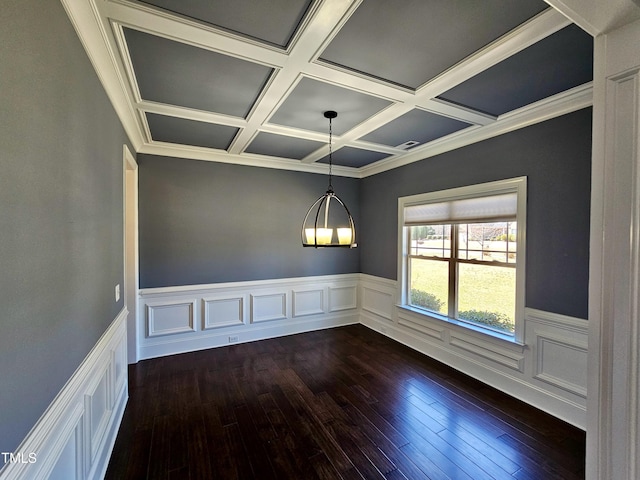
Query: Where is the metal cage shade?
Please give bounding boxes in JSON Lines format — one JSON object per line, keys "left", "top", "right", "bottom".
{"left": 301, "top": 110, "right": 357, "bottom": 248}
{"left": 301, "top": 190, "right": 356, "bottom": 248}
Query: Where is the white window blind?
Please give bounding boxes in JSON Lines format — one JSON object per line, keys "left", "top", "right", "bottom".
{"left": 404, "top": 192, "right": 517, "bottom": 225}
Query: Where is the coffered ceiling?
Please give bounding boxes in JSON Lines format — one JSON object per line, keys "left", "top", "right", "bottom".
{"left": 63, "top": 0, "right": 593, "bottom": 177}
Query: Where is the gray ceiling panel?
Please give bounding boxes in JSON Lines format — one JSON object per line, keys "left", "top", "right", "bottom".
{"left": 319, "top": 0, "right": 549, "bottom": 89}
{"left": 437, "top": 24, "right": 593, "bottom": 116}
{"left": 147, "top": 113, "right": 239, "bottom": 150}
{"left": 138, "top": 0, "right": 313, "bottom": 48}
{"left": 318, "top": 147, "right": 390, "bottom": 168}
{"left": 124, "top": 28, "right": 273, "bottom": 118}
{"left": 361, "top": 109, "right": 471, "bottom": 147}
{"left": 245, "top": 132, "right": 324, "bottom": 160}
{"left": 270, "top": 77, "right": 392, "bottom": 135}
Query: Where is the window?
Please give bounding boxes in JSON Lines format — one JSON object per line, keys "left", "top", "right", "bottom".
{"left": 398, "top": 177, "right": 526, "bottom": 341}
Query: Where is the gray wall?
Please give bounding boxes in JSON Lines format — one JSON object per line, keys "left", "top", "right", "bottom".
{"left": 360, "top": 108, "right": 592, "bottom": 319}
{"left": 0, "top": 1, "right": 130, "bottom": 454}
{"left": 138, "top": 155, "right": 360, "bottom": 287}
{"left": 139, "top": 110, "right": 591, "bottom": 318}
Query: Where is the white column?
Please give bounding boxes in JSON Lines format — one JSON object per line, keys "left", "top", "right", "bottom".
{"left": 545, "top": 1, "right": 640, "bottom": 478}
{"left": 588, "top": 19, "right": 640, "bottom": 479}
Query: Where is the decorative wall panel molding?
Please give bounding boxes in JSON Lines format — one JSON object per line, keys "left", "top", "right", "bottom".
{"left": 83, "top": 366, "right": 111, "bottom": 465}
{"left": 450, "top": 332, "right": 525, "bottom": 372}
{"left": 534, "top": 334, "right": 588, "bottom": 397}
{"left": 292, "top": 288, "right": 324, "bottom": 318}
{"left": 328, "top": 285, "right": 358, "bottom": 312}
{"left": 146, "top": 299, "right": 195, "bottom": 337}
{"left": 360, "top": 276, "right": 396, "bottom": 321}
{"left": 137, "top": 274, "right": 360, "bottom": 360}
{"left": 0, "top": 309, "right": 128, "bottom": 480}
{"left": 46, "top": 409, "right": 83, "bottom": 479}
{"left": 359, "top": 275, "right": 588, "bottom": 429}
{"left": 251, "top": 292, "right": 288, "bottom": 323}
{"left": 397, "top": 310, "right": 445, "bottom": 341}
{"left": 526, "top": 308, "right": 588, "bottom": 399}
{"left": 202, "top": 296, "right": 245, "bottom": 330}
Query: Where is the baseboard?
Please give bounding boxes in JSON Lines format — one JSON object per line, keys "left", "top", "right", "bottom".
{"left": 0, "top": 309, "right": 128, "bottom": 480}
{"left": 139, "top": 312, "right": 360, "bottom": 359}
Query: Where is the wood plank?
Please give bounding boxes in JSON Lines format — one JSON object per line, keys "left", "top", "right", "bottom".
{"left": 105, "top": 325, "right": 585, "bottom": 480}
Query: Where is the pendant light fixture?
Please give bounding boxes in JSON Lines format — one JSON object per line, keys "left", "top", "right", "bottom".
{"left": 301, "top": 111, "right": 357, "bottom": 248}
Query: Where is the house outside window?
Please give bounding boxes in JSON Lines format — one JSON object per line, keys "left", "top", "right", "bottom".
{"left": 398, "top": 177, "right": 527, "bottom": 342}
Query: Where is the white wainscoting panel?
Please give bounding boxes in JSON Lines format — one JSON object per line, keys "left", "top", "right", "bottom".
{"left": 112, "top": 338, "right": 127, "bottom": 403}
{"left": 83, "top": 366, "right": 111, "bottom": 466}
{"left": 137, "top": 274, "right": 360, "bottom": 360}
{"left": 251, "top": 292, "right": 287, "bottom": 323}
{"left": 202, "top": 296, "right": 245, "bottom": 330}
{"left": 359, "top": 274, "right": 588, "bottom": 429}
{"left": 0, "top": 309, "right": 128, "bottom": 480}
{"left": 534, "top": 334, "right": 588, "bottom": 397}
{"left": 292, "top": 288, "right": 324, "bottom": 318}
{"left": 146, "top": 300, "right": 195, "bottom": 337}
{"left": 398, "top": 309, "right": 446, "bottom": 341}
{"left": 47, "top": 418, "right": 82, "bottom": 480}
{"left": 526, "top": 309, "right": 589, "bottom": 399}
{"left": 360, "top": 277, "right": 396, "bottom": 322}
{"left": 328, "top": 285, "right": 358, "bottom": 312}
{"left": 449, "top": 332, "right": 525, "bottom": 372}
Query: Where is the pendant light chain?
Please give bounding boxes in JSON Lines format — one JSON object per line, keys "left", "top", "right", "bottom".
{"left": 328, "top": 115, "right": 333, "bottom": 192}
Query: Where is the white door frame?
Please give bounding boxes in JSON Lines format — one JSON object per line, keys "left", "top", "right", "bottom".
{"left": 123, "top": 145, "right": 139, "bottom": 364}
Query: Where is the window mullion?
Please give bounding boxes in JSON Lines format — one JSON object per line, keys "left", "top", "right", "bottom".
{"left": 406, "top": 228, "right": 412, "bottom": 305}
{"left": 449, "top": 224, "right": 458, "bottom": 319}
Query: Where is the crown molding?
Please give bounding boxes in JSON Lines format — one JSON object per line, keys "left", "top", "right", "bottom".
{"left": 360, "top": 82, "right": 593, "bottom": 178}
{"left": 60, "top": 0, "right": 145, "bottom": 150}
{"left": 138, "top": 142, "right": 362, "bottom": 178}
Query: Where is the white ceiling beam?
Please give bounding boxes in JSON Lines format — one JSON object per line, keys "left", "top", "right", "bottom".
{"left": 228, "top": 0, "right": 361, "bottom": 155}
{"left": 302, "top": 7, "right": 571, "bottom": 164}
{"left": 98, "top": 0, "right": 287, "bottom": 68}
{"left": 259, "top": 123, "right": 330, "bottom": 143}
{"left": 415, "top": 8, "right": 571, "bottom": 99}
{"left": 303, "top": 61, "right": 415, "bottom": 103}
{"left": 545, "top": 0, "right": 640, "bottom": 35}
{"left": 300, "top": 102, "right": 414, "bottom": 163}
{"left": 139, "top": 101, "right": 248, "bottom": 128}
{"left": 419, "top": 98, "right": 497, "bottom": 126}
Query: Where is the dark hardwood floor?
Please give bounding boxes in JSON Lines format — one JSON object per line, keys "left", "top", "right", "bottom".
{"left": 105, "top": 324, "right": 585, "bottom": 479}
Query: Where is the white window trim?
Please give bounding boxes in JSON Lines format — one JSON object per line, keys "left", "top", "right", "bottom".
{"left": 397, "top": 177, "right": 527, "bottom": 343}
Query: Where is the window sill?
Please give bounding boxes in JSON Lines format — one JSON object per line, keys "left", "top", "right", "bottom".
{"left": 396, "top": 304, "right": 525, "bottom": 347}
